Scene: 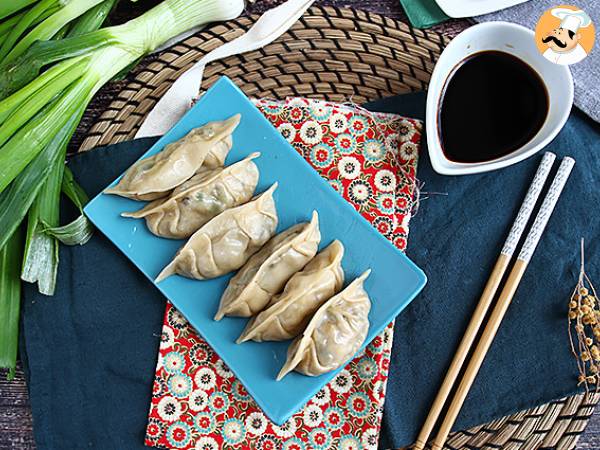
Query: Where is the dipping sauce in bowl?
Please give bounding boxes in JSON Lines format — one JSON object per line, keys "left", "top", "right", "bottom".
{"left": 439, "top": 50, "right": 549, "bottom": 164}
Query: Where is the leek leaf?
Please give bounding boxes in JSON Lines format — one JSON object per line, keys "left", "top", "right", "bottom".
{"left": 41, "top": 167, "right": 93, "bottom": 247}
{"left": 0, "top": 79, "right": 93, "bottom": 195}
{"left": 4, "top": 0, "right": 105, "bottom": 63}
{"left": 0, "top": 0, "right": 38, "bottom": 21}
{"left": 0, "top": 61, "right": 87, "bottom": 147}
{"left": 22, "top": 149, "right": 65, "bottom": 296}
{"left": 67, "top": 0, "right": 118, "bottom": 37}
{"left": 0, "top": 0, "right": 61, "bottom": 61}
{"left": 0, "top": 11, "right": 26, "bottom": 38}
{"left": 0, "top": 35, "right": 108, "bottom": 100}
{"left": 0, "top": 99, "right": 84, "bottom": 253}
{"left": 0, "top": 227, "right": 22, "bottom": 381}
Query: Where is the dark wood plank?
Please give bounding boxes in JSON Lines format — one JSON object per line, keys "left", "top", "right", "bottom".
{"left": 1, "top": 1, "right": 597, "bottom": 450}
{"left": 0, "top": 363, "right": 35, "bottom": 450}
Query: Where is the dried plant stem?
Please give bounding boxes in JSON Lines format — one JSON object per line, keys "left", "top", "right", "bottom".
{"left": 568, "top": 238, "right": 599, "bottom": 393}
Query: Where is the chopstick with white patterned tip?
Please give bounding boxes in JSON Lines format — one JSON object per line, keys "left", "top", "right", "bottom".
{"left": 431, "top": 156, "right": 575, "bottom": 450}
{"left": 413, "top": 151, "right": 556, "bottom": 450}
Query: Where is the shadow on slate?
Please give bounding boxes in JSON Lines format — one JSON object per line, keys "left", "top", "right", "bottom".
{"left": 19, "top": 94, "right": 600, "bottom": 450}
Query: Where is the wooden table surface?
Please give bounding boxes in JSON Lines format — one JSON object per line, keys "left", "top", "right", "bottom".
{"left": 1, "top": 1, "right": 599, "bottom": 449}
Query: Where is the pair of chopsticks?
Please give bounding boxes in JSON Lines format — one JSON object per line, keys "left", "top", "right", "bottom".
{"left": 413, "top": 152, "right": 575, "bottom": 450}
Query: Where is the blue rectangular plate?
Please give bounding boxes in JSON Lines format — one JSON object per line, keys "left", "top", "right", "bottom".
{"left": 84, "top": 76, "right": 427, "bottom": 425}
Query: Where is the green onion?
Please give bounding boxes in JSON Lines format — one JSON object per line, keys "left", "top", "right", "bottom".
{"left": 0, "top": 228, "right": 22, "bottom": 380}
{"left": 4, "top": 0, "right": 105, "bottom": 63}
{"left": 0, "top": 0, "right": 244, "bottom": 376}
{"left": 0, "top": 0, "right": 38, "bottom": 21}
{"left": 0, "top": 55, "right": 84, "bottom": 109}
{"left": 0, "top": 37, "right": 110, "bottom": 100}
{"left": 0, "top": 58, "right": 88, "bottom": 147}
{"left": 0, "top": 11, "right": 26, "bottom": 39}
{"left": 0, "top": 71, "right": 93, "bottom": 194}
{"left": 0, "top": 0, "right": 63, "bottom": 61}
{"left": 67, "top": 0, "right": 117, "bottom": 37}
{"left": 0, "top": 98, "right": 85, "bottom": 253}
{"left": 43, "top": 167, "right": 94, "bottom": 246}
{"left": 22, "top": 151, "right": 65, "bottom": 296}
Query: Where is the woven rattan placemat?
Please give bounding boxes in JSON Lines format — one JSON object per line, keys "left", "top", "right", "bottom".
{"left": 78, "top": 6, "right": 600, "bottom": 449}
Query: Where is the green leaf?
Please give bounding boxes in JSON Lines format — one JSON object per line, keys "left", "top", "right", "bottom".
{"left": 0, "top": 98, "right": 84, "bottom": 254}
{"left": 43, "top": 214, "right": 94, "bottom": 246}
{"left": 0, "top": 0, "right": 38, "bottom": 21}
{"left": 47, "top": 165, "right": 94, "bottom": 246}
{"left": 62, "top": 165, "right": 89, "bottom": 207}
{"left": 0, "top": 227, "right": 22, "bottom": 380}
{"left": 21, "top": 146, "right": 65, "bottom": 296}
{"left": 0, "top": 74, "right": 92, "bottom": 195}
{"left": 0, "top": 0, "right": 61, "bottom": 61}
{"left": 67, "top": 0, "right": 118, "bottom": 37}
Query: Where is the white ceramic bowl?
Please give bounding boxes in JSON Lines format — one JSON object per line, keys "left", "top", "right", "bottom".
{"left": 426, "top": 22, "right": 573, "bottom": 175}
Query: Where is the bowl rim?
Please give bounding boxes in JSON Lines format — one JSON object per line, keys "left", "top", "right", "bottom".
{"left": 426, "top": 21, "right": 573, "bottom": 176}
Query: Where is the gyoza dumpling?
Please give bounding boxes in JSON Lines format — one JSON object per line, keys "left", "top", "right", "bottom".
{"left": 237, "top": 240, "right": 344, "bottom": 343}
{"left": 277, "top": 269, "right": 371, "bottom": 380}
{"left": 105, "top": 115, "right": 240, "bottom": 200}
{"left": 155, "top": 183, "right": 278, "bottom": 282}
{"left": 215, "top": 211, "right": 321, "bottom": 321}
{"left": 121, "top": 153, "right": 260, "bottom": 239}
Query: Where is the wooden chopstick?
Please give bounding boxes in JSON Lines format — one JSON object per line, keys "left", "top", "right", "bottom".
{"left": 413, "top": 152, "right": 556, "bottom": 450}
{"left": 430, "top": 156, "right": 575, "bottom": 450}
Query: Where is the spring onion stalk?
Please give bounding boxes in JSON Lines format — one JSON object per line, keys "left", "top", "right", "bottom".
{"left": 0, "top": 57, "right": 82, "bottom": 122}
{"left": 45, "top": 167, "right": 94, "bottom": 246}
{"left": 0, "top": 38, "right": 111, "bottom": 100}
{"left": 0, "top": 59, "right": 88, "bottom": 147}
{"left": 67, "top": 0, "right": 117, "bottom": 37}
{"left": 0, "top": 12, "right": 26, "bottom": 39}
{"left": 4, "top": 0, "right": 106, "bottom": 63}
{"left": 0, "top": 0, "right": 63, "bottom": 61}
{"left": 22, "top": 151, "right": 67, "bottom": 295}
{"left": 0, "top": 75, "right": 94, "bottom": 194}
{"left": 0, "top": 1, "right": 120, "bottom": 99}
{"left": 0, "top": 0, "right": 244, "bottom": 196}
{"left": 21, "top": 109, "right": 90, "bottom": 294}
{"left": 0, "top": 228, "right": 22, "bottom": 380}
{"left": 0, "top": 0, "right": 38, "bottom": 21}
{"left": 0, "top": 0, "right": 244, "bottom": 372}
{"left": 52, "top": 22, "right": 71, "bottom": 40}
{"left": 0, "top": 98, "right": 84, "bottom": 252}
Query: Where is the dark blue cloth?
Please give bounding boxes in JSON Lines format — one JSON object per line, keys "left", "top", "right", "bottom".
{"left": 21, "top": 138, "right": 161, "bottom": 450}
{"left": 365, "top": 94, "right": 600, "bottom": 448}
{"left": 20, "top": 96, "right": 600, "bottom": 450}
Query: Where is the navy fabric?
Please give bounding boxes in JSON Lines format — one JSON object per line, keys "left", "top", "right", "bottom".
{"left": 365, "top": 94, "right": 600, "bottom": 448}
{"left": 20, "top": 96, "right": 600, "bottom": 450}
{"left": 20, "top": 138, "right": 161, "bottom": 450}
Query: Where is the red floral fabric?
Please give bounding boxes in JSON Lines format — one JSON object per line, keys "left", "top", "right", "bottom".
{"left": 145, "top": 98, "right": 421, "bottom": 450}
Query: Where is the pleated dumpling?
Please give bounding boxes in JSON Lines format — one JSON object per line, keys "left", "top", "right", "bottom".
{"left": 237, "top": 240, "right": 345, "bottom": 343}
{"left": 215, "top": 211, "right": 321, "bottom": 321}
{"left": 121, "top": 153, "right": 260, "bottom": 239}
{"left": 277, "top": 269, "right": 371, "bottom": 380}
{"left": 105, "top": 114, "right": 240, "bottom": 200}
{"left": 155, "top": 183, "right": 278, "bottom": 282}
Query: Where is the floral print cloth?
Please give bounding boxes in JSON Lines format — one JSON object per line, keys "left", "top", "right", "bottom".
{"left": 145, "top": 97, "right": 422, "bottom": 450}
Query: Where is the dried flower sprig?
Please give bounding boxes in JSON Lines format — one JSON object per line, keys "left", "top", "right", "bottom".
{"left": 568, "top": 238, "right": 599, "bottom": 393}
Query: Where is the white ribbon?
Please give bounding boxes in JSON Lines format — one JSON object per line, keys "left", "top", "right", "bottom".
{"left": 135, "top": 0, "right": 315, "bottom": 138}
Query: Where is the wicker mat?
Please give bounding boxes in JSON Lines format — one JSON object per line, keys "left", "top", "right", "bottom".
{"left": 78, "top": 6, "right": 600, "bottom": 450}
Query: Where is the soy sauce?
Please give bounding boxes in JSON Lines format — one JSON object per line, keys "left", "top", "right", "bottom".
{"left": 438, "top": 51, "right": 548, "bottom": 163}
